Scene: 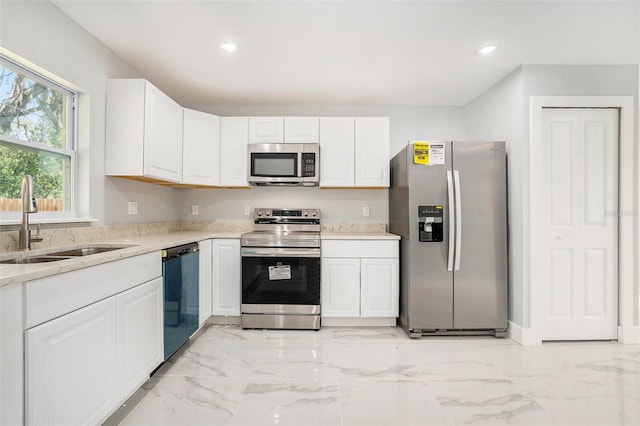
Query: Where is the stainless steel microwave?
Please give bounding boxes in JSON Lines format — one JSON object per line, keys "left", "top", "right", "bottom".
{"left": 247, "top": 143, "right": 319, "bottom": 186}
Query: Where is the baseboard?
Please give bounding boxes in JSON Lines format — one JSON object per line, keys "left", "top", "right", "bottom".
{"left": 321, "top": 317, "right": 397, "bottom": 327}
{"left": 508, "top": 321, "right": 541, "bottom": 345}
{"left": 618, "top": 325, "right": 640, "bottom": 344}
{"left": 209, "top": 315, "right": 241, "bottom": 325}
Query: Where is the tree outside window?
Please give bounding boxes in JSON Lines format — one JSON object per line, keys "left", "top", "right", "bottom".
{"left": 0, "top": 58, "right": 75, "bottom": 212}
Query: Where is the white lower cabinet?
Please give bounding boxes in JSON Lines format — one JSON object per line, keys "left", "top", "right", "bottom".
{"left": 199, "top": 239, "right": 213, "bottom": 325}
{"left": 26, "top": 297, "right": 119, "bottom": 426}
{"left": 321, "top": 240, "right": 399, "bottom": 321}
{"left": 212, "top": 239, "right": 241, "bottom": 316}
{"left": 24, "top": 259, "right": 164, "bottom": 426}
{"left": 116, "top": 278, "right": 163, "bottom": 399}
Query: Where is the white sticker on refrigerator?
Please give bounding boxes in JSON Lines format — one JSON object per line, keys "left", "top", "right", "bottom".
{"left": 268, "top": 265, "right": 291, "bottom": 280}
{"left": 428, "top": 143, "right": 446, "bottom": 165}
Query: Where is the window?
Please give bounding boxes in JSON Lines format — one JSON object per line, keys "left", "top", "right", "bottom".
{"left": 0, "top": 56, "right": 76, "bottom": 216}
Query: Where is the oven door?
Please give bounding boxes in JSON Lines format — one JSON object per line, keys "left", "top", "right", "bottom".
{"left": 241, "top": 247, "right": 320, "bottom": 309}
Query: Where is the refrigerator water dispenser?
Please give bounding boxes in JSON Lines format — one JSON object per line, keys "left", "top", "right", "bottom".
{"left": 418, "top": 205, "right": 443, "bottom": 242}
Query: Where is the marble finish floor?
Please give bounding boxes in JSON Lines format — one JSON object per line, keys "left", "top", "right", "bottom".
{"left": 117, "top": 326, "right": 640, "bottom": 425}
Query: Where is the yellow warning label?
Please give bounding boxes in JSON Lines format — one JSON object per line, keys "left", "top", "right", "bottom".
{"left": 413, "top": 142, "right": 429, "bottom": 165}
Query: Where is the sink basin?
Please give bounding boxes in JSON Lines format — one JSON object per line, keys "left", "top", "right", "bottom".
{"left": 0, "top": 256, "right": 71, "bottom": 264}
{"left": 48, "top": 246, "right": 129, "bottom": 257}
{"left": 0, "top": 245, "right": 133, "bottom": 265}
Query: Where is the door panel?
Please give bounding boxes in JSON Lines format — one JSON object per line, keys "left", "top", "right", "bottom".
{"left": 451, "top": 142, "right": 508, "bottom": 329}
{"left": 539, "top": 108, "right": 618, "bottom": 340}
{"left": 406, "top": 141, "right": 453, "bottom": 329}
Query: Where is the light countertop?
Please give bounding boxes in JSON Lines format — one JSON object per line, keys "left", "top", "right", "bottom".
{"left": 0, "top": 230, "right": 400, "bottom": 287}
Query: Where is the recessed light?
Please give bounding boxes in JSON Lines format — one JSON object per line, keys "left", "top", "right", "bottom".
{"left": 221, "top": 41, "right": 238, "bottom": 53}
{"left": 478, "top": 45, "right": 497, "bottom": 56}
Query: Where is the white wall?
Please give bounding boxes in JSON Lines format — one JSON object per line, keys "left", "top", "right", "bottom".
{"left": 465, "top": 64, "right": 639, "bottom": 330}
{"left": 182, "top": 104, "right": 465, "bottom": 224}
{"left": 0, "top": 0, "right": 181, "bottom": 225}
{"left": 465, "top": 67, "right": 524, "bottom": 325}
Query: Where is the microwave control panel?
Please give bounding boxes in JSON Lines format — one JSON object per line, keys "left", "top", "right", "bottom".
{"left": 301, "top": 153, "right": 316, "bottom": 177}
{"left": 418, "top": 205, "right": 444, "bottom": 242}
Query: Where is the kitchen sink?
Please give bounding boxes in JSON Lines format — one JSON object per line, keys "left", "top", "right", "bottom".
{"left": 0, "top": 256, "right": 71, "bottom": 264}
{"left": 47, "top": 246, "right": 130, "bottom": 257}
{"left": 0, "top": 245, "right": 134, "bottom": 265}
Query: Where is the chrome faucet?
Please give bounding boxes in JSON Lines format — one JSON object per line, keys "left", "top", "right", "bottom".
{"left": 19, "top": 175, "right": 43, "bottom": 251}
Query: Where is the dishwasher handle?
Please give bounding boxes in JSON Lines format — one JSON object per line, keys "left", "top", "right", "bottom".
{"left": 162, "top": 242, "right": 199, "bottom": 260}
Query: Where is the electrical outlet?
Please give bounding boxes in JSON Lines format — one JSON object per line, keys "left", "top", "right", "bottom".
{"left": 191, "top": 205, "right": 199, "bottom": 215}
{"left": 244, "top": 205, "right": 251, "bottom": 216}
{"left": 363, "top": 206, "right": 370, "bottom": 217}
{"left": 128, "top": 201, "right": 138, "bottom": 215}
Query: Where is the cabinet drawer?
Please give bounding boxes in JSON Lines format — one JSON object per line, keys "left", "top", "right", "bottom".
{"left": 322, "top": 240, "right": 398, "bottom": 258}
{"left": 25, "top": 252, "right": 161, "bottom": 329}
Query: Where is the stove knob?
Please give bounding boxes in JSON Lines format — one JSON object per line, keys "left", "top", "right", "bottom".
{"left": 311, "top": 212, "right": 317, "bottom": 217}
{"left": 266, "top": 211, "right": 272, "bottom": 216}
{"left": 303, "top": 211, "right": 309, "bottom": 217}
{"left": 257, "top": 210, "right": 263, "bottom": 216}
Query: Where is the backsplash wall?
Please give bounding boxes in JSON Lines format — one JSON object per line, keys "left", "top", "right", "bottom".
{"left": 179, "top": 187, "right": 388, "bottom": 225}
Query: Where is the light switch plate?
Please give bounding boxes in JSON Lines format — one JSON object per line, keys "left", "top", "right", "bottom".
{"left": 128, "top": 201, "right": 138, "bottom": 215}
{"left": 191, "top": 205, "right": 199, "bottom": 215}
{"left": 363, "top": 206, "right": 370, "bottom": 217}
{"left": 244, "top": 205, "right": 251, "bottom": 216}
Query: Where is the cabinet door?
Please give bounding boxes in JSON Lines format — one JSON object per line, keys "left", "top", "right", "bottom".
{"left": 249, "top": 117, "right": 284, "bottom": 143}
{"left": 116, "top": 278, "right": 163, "bottom": 400}
{"left": 355, "top": 117, "right": 390, "bottom": 187}
{"left": 212, "top": 239, "right": 241, "bottom": 316}
{"left": 321, "top": 258, "right": 361, "bottom": 317}
{"left": 183, "top": 109, "right": 221, "bottom": 186}
{"left": 284, "top": 117, "right": 319, "bottom": 143}
{"left": 360, "top": 258, "right": 399, "bottom": 317}
{"left": 220, "top": 117, "right": 249, "bottom": 186}
{"left": 143, "top": 81, "right": 184, "bottom": 182}
{"left": 198, "top": 239, "right": 213, "bottom": 325}
{"left": 25, "top": 298, "right": 118, "bottom": 426}
{"left": 320, "top": 117, "right": 355, "bottom": 187}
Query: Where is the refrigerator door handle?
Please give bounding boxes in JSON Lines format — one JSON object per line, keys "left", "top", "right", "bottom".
{"left": 454, "top": 170, "right": 462, "bottom": 271}
{"left": 446, "top": 170, "right": 455, "bottom": 271}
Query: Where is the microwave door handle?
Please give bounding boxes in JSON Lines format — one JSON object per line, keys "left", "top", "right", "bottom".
{"left": 297, "top": 153, "right": 302, "bottom": 178}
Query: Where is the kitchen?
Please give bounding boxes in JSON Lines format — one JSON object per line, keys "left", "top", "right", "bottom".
{"left": 1, "top": 1, "right": 639, "bottom": 425}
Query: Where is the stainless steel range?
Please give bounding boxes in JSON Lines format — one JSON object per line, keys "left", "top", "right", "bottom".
{"left": 241, "top": 208, "right": 321, "bottom": 330}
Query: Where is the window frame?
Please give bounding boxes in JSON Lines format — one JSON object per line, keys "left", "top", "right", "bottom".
{"left": 0, "top": 55, "right": 78, "bottom": 221}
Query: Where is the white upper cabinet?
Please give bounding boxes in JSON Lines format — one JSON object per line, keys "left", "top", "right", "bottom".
{"left": 249, "top": 117, "right": 284, "bottom": 143}
{"left": 320, "top": 116, "right": 390, "bottom": 187}
{"left": 249, "top": 117, "right": 319, "bottom": 143}
{"left": 106, "top": 79, "right": 183, "bottom": 183}
{"left": 284, "top": 117, "right": 319, "bottom": 143}
{"left": 355, "top": 117, "right": 390, "bottom": 187}
{"left": 182, "top": 109, "right": 220, "bottom": 186}
{"left": 220, "top": 117, "right": 249, "bottom": 187}
{"left": 319, "top": 117, "right": 355, "bottom": 187}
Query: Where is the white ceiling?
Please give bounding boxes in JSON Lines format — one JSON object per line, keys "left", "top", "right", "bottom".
{"left": 51, "top": 0, "right": 639, "bottom": 106}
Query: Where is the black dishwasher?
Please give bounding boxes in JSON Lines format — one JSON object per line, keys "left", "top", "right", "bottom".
{"left": 162, "top": 242, "right": 199, "bottom": 360}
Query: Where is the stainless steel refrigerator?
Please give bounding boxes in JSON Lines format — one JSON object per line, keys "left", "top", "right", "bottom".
{"left": 389, "top": 141, "right": 508, "bottom": 338}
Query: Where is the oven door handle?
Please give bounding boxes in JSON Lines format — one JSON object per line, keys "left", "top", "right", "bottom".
{"left": 241, "top": 248, "right": 321, "bottom": 258}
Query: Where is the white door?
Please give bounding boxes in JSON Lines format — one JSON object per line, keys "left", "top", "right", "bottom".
{"left": 143, "top": 81, "right": 183, "bottom": 182}
{"left": 183, "top": 109, "right": 220, "bottom": 186}
{"left": 116, "top": 278, "right": 163, "bottom": 399}
{"left": 360, "top": 258, "right": 399, "bottom": 317}
{"left": 319, "top": 117, "right": 355, "bottom": 187}
{"left": 220, "top": 117, "right": 249, "bottom": 186}
{"left": 25, "top": 298, "right": 118, "bottom": 426}
{"left": 354, "top": 117, "right": 390, "bottom": 187}
{"left": 284, "top": 117, "right": 319, "bottom": 143}
{"left": 321, "top": 258, "right": 361, "bottom": 317}
{"left": 212, "top": 239, "right": 241, "bottom": 316}
{"left": 249, "top": 117, "right": 284, "bottom": 143}
{"left": 536, "top": 108, "right": 618, "bottom": 340}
